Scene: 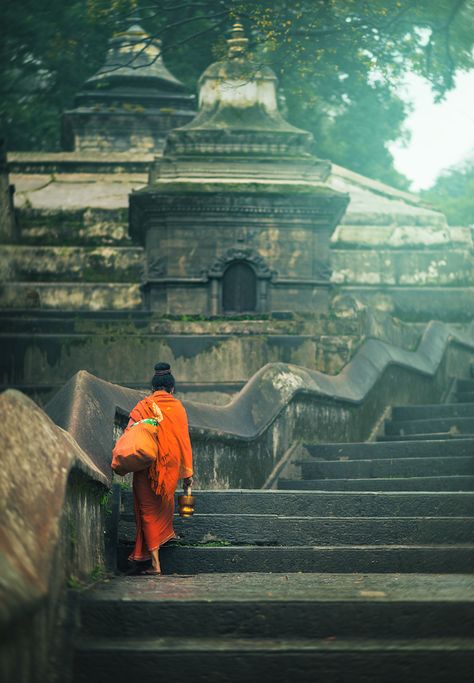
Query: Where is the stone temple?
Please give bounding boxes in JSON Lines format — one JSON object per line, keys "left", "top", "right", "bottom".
{"left": 1, "top": 19, "right": 474, "bottom": 683}
{"left": 131, "top": 22, "right": 349, "bottom": 315}
{"left": 1, "top": 21, "right": 473, "bottom": 404}
{"left": 62, "top": 19, "right": 195, "bottom": 153}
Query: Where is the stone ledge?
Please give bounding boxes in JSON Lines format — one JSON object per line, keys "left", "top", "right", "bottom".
{"left": 340, "top": 287, "right": 474, "bottom": 322}
{"left": 8, "top": 152, "right": 154, "bottom": 174}
{"left": 0, "top": 246, "right": 144, "bottom": 283}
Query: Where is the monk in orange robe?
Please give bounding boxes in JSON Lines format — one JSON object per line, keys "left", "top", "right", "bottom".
{"left": 127, "top": 363, "right": 193, "bottom": 574}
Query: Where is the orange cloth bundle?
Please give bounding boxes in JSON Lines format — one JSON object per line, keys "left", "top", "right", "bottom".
{"left": 111, "top": 419, "right": 159, "bottom": 476}
{"left": 128, "top": 392, "right": 193, "bottom": 503}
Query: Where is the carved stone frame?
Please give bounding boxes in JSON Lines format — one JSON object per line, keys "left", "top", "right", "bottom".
{"left": 206, "top": 247, "right": 273, "bottom": 315}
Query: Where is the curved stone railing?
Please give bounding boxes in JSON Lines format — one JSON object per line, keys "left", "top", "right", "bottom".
{"left": 45, "top": 320, "right": 474, "bottom": 488}
{"left": 0, "top": 390, "right": 109, "bottom": 683}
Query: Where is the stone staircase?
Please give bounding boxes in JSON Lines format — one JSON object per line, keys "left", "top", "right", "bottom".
{"left": 73, "top": 379, "right": 474, "bottom": 682}
{"left": 1, "top": 205, "right": 144, "bottom": 311}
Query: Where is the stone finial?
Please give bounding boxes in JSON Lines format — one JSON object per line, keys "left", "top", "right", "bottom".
{"left": 227, "top": 20, "right": 249, "bottom": 58}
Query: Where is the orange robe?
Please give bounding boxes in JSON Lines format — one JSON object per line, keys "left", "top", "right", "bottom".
{"left": 127, "top": 391, "right": 193, "bottom": 562}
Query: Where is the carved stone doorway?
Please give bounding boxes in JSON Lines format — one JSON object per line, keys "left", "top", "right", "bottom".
{"left": 208, "top": 247, "right": 272, "bottom": 316}
{"left": 222, "top": 262, "right": 257, "bottom": 313}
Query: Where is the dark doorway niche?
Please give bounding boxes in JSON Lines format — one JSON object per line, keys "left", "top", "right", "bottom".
{"left": 222, "top": 262, "right": 257, "bottom": 313}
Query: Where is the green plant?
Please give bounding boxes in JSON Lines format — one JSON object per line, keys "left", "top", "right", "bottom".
{"left": 68, "top": 575, "right": 83, "bottom": 590}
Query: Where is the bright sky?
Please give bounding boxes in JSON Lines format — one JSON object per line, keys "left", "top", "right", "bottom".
{"left": 389, "top": 69, "right": 474, "bottom": 191}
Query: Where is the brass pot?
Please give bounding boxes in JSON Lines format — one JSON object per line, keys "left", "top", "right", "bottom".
{"left": 178, "top": 487, "right": 195, "bottom": 518}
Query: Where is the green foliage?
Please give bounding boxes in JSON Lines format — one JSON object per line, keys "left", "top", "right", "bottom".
{"left": 422, "top": 159, "right": 474, "bottom": 225}
{"left": 2, "top": 0, "right": 473, "bottom": 188}
{"left": 67, "top": 574, "right": 83, "bottom": 590}
{"left": 99, "top": 489, "right": 112, "bottom": 510}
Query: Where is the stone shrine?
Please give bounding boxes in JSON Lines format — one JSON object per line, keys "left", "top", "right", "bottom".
{"left": 130, "top": 22, "right": 349, "bottom": 315}
{"left": 61, "top": 20, "right": 195, "bottom": 153}
{"left": 2, "top": 21, "right": 473, "bottom": 403}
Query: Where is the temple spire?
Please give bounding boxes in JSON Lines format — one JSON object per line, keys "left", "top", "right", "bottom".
{"left": 162, "top": 19, "right": 315, "bottom": 161}
{"left": 227, "top": 19, "right": 249, "bottom": 58}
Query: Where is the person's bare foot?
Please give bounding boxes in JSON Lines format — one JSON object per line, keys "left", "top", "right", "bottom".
{"left": 151, "top": 548, "right": 161, "bottom": 574}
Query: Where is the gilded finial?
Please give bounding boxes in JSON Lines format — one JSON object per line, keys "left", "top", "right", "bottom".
{"left": 227, "top": 19, "right": 248, "bottom": 58}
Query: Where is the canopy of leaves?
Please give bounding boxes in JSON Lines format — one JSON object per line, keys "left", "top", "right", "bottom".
{"left": 422, "top": 158, "right": 474, "bottom": 225}
{"left": 2, "top": 0, "right": 473, "bottom": 190}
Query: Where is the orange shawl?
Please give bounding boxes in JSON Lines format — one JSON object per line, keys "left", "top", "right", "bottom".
{"left": 129, "top": 391, "right": 193, "bottom": 502}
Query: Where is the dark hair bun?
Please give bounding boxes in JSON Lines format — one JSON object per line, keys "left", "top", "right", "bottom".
{"left": 151, "top": 362, "right": 175, "bottom": 393}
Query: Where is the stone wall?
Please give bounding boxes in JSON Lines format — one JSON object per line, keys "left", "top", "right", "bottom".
{"left": 3, "top": 155, "right": 473, "bottom": 322}
{"left": 45, "top": 321, "right": 474, "bottom": 490}
{"left": 132, "top": 184, "right": 347, "bottom": 315}
{"left": 0, "top": 391, "right": 110, "bottom": 683}
{"left": 0, "top": 140, "right": 16, "bottom": 243}
{"left": 186, "top": 326, "right": 474, "bottom": 488}
{"left": 329, "top": 166, "right": 474, "bottom": 321}
{"left": 0, "top": 304, "right": 423, "bottom": 405}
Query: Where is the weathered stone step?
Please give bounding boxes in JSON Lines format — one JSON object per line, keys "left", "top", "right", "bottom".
{"left": 117, "top": 544, "right": 474, "bottom": 574}
{"left": 78, "top": 573, "right": 474, "bottom": 639}
{"left": 385, "top": 417, "right": 474, "bottom": 436}
{"left": 304, "top": 439, "right": 474, "bottom": 460}
{"left": 120, "top": 490, "right": 474, "bottom": 517}
{"left": 118, "top": 515, "right": 473, "bottom": 546}
{"left": 16, "top": 207, "right": 132, "bottom": 246}
{"left": 392, "top": 403, "right": 474, "bottom": 420}
{"left": 74, "top": 636, "right": 474, "bottom": 683}
{"left": 300, "top": 456, "right": 474, "bottom": 480}
{"left": 0, "top": 309, "right": 152, "bottom": 334}
{"left": 456, "top": 379, "right": 474, "bottom": 393}
{"left": 0, "top": 245, "right": 143, "bottom": 282}
{"left": 377, "top": 433, "right": 474, "bottom": 442}
{"left": 0, "top": 282, "right": 142, "bottom": 310}
{"left": 279, "top": 476, "right": 474, "bottom": 492}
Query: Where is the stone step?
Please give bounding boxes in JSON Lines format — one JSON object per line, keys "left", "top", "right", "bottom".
{"left": 120, "top": 490, "right": 474, "bottom": 517}
{"left": 0, "top": 308, "right": 152, "bottom": 330}
{"left": 392, "top": 403, "right": 474, "bottom": 420}
{"left": 456, "top": 379, "right": 474, "bottom": 393}
{"left": 385, "top": 417, "right": 474, "bottom": 436}
{"left": 304, "top": 439, "right": 474, "bottom": 460}
{"left": 0, "top": 282, "right": 142, "bottom": 310}
{"left": 77, "top": 573, "right": 474, "bottom": 639}
{"left": 0, "top": 245, "right": 143, "bottom": 282}
{"left": 16, "top": 207, "right": 132, "bottom": 246}
{"left": 457, "top": 392, "right": 474, "bottom": 403}
{"left": 74, "top": 636, "right": 474, "bottom": 683}
{"left": 300, "top": 456, "right": 474, "bottom": 480}
{"left": 116, "top": 544, "right": 474, "bottom": 574}
{"left": 377, "top": 433, "right": 474, "bottom": 442}
{"left": 118, "top": 515, "right": 473, "bottom": 546}
{"left": 278, "top": 476, "right": 474, "bottom": 491}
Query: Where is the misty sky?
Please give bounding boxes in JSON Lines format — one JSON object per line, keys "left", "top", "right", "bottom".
{"left": 390, "top": 70, "right": 474, "bottom": 191}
